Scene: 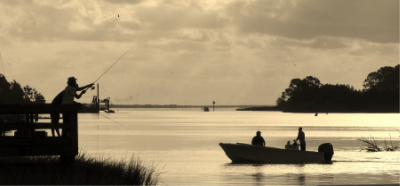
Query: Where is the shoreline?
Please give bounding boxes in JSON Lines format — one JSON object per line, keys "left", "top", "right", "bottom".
{"left": 236, "top": 106, "right": 399, "bottom": 113}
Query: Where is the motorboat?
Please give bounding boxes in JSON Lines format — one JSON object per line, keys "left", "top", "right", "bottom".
{"left": 219, "top": 142, "right": 333, "bottom": 164}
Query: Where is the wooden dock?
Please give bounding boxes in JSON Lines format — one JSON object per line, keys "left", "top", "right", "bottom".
{"left": 0, "top": 104, "right": 80, "bottom": 164}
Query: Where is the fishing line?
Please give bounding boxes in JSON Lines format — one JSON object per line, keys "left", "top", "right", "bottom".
{"left": 99, "top": 112, "right": 132, "bottom": 131}
{"left": 93, "top": 46, "right": 134, "bottom": 83}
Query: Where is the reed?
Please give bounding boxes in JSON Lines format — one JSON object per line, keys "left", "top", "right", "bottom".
{"left": 358, "top": 133, "right": 399, "bottom": 152}
{"left": 0, "top": 151, "right": 160, "bottom": 185}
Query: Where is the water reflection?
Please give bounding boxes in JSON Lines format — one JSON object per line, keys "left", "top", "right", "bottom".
{"left": 77, "top": 111, "right": 399, "bottom": 185}
{"left": 220, "top": 163, "right": 341, "bottom": 185}
{"left": 250, "top": 164, "right": 265, "bottom": 185}
{"left": 221, "top": 163, "right": 314, "bottom": 185}
{"left": 298, "top": 173, "right": 306, "bottom": 185}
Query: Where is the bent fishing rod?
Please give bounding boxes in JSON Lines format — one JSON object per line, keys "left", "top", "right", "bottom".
{"left": 83, "top": 47, "right": 134, "bottom": 91}
{"left": 81, "top": 47, "right": 134, "bottom": 129}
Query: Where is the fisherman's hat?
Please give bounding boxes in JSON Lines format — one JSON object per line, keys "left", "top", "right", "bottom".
{"left": 68, "top": 77, "right": 77, "bottom": 83}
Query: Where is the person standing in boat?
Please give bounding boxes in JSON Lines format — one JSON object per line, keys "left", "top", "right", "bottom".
{"left": 295, "top": 127, "right": 306, "bottom": 151}
{"left": 251, "top": 131, "right": 265, "bottom": 146}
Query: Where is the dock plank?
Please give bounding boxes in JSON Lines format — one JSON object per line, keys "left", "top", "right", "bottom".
{"left": 0, "top": 123, "right": 71, "bottom": 130}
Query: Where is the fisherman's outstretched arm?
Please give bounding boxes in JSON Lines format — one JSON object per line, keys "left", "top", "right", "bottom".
{"left": 77, "top": 83, "right": 95, "bottom": 91}
{"left": 74, "top": 90, "right": 86, "bottom": 99}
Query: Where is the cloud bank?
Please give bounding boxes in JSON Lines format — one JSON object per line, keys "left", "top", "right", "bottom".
{"left": 0, "top": 0, "right": 398, "bottom": 105}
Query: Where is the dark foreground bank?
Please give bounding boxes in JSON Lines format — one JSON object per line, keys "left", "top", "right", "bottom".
{"left": 0, "top": 151, "right": 160, "bottom": 185}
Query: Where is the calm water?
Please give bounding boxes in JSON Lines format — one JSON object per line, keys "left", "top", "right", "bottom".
{"left": 74, "top": 109, "right": 399, "bottom": 185}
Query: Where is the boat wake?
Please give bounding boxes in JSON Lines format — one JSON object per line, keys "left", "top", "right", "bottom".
{"left": 331, "top": 160, "right": 398, "bottom": 163}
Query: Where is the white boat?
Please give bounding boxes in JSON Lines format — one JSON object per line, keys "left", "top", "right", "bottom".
{"left": 219, "top": 143, "right": 333, "bottom": 164}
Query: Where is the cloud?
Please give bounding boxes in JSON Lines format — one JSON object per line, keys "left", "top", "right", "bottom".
{"left": 228, "top": 0, "right": 399, "bottom": 43}
{"left": 347, "top": 41, "right": 399, "bottom": 56}
{"left": 0, "top": 0, "right": 398, "bottom": 105}
{"left": 0, "top": 0, "right": 34, "bottom": 6}
{"left": 0, "top": 36, "right": 12, "bottom": 46}
{"left": 103, "top": 0, "right": 143, "bottom": 5}
{"left": 2, "top": 0, "right": 398, "bottom": 44}
{"left": 133, "top": 2, "right": 227, "bottom": 31}
{"left": 5, "top": 2, "right": 80, "bottom": 41}
{"left": 2, "top": 0, "right": 228, "bottom": 45}
{"left": 270, "top": 36, "right": 348, "bottom": 49}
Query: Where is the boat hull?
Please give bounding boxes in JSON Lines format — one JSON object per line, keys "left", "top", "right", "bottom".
{"left": 219, "top": 143, "right": 326, "bottom": 164}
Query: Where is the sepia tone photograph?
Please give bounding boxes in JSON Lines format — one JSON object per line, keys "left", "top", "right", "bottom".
{"left": 0, "top": 0, "right": 399, "bottom": 185}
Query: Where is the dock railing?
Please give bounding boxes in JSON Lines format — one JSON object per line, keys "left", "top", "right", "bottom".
{"left": 0, "top": 104, "right": 80, "bottom": 164}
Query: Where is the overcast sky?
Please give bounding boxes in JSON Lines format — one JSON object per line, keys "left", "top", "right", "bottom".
{"left": 0, "top": 0, "right": 398, "bottom": 105}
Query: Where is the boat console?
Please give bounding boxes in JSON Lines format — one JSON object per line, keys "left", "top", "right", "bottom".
{"left": 285, "top": 140, "right": 299, "bottom": 150}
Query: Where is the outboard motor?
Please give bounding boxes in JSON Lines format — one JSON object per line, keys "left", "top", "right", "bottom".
{"left": 318, "top": 143, "right": 334, "bottom": 163}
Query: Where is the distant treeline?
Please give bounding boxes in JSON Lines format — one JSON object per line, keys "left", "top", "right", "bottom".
{"left": 275, "top": 65, "right": 399, "bottom": 113}
{"left": 110, "top": 104, "right": 263, "bottom": 109}
{"left": 0, "top": 74, "right": 45, "bottom": 104}
{"left": 0, "top": 74, "right": 46, "bottom": 126}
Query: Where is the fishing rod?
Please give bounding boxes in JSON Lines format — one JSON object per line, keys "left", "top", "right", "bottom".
{"left": 81, "top": 47, "right": 134, "bottom": 92}
{"left": 93, "top": 46, "right": 134, "bottom": 84}
{"left": 85, "top": 47, "right": 135, "bottom": 131}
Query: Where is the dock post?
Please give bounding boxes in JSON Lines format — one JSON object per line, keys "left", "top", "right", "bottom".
{"left": 97, "top": 83, "right": 100, "bottom": 111}
{"left": 71, "top": 111, "right": 78, "bottom": 163}
{"left": 61, "top": 111, "right": 77, "bottom": 165}
{"left": 213, "top": 100, "right": 215, "bottom": 111}
{"left": 71, "top": 111, "right": 78, "bottom": 155}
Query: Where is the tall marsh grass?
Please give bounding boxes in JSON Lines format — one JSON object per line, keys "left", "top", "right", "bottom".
{"left": 0, "top": 151, "right": 160, "bottom": 185}
{"left": 358, "top": 133, "right": 399, "bottom": 152}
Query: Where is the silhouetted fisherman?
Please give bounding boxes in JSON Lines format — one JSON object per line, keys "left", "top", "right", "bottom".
{"left": 251, "top": 131, "right": 265, "bottom": 146}
{"left": 50, "top": 77, "right": 93, "bottom": 137}
{"left": 295, "top": 127, "right": 306, "bottom": 151}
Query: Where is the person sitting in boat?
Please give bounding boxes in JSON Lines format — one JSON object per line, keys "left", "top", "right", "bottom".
{"left": 295, "top": 127, "right": 306, "bottom": 151}
{"left": 251, "top": 131, "right": 265, "bottom": 146}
